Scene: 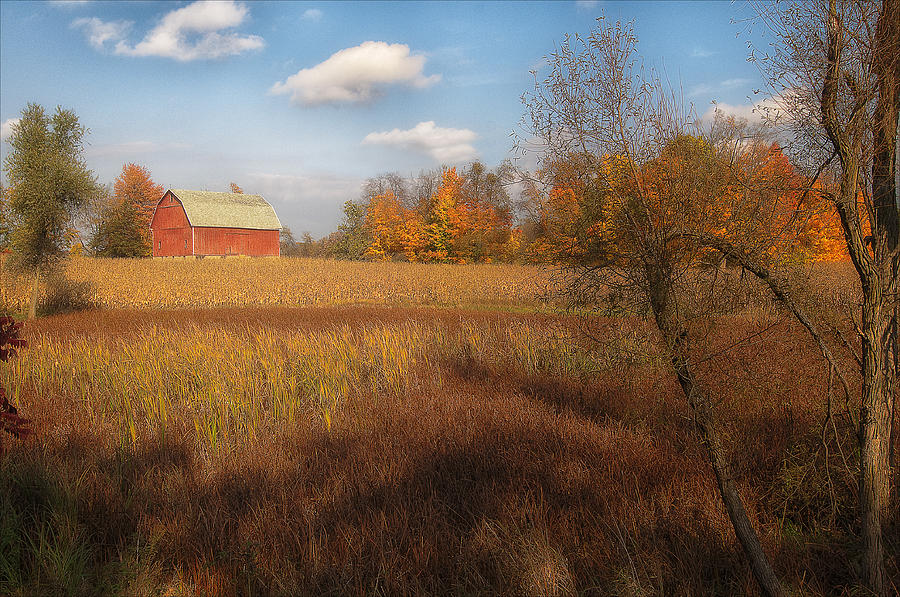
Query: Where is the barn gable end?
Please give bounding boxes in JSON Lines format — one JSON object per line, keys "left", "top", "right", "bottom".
{"left": 150, "top": 191, "right": 193, "bottom": 256}
{"left": 150, "top": 189, "right": 282, "bottom": 257}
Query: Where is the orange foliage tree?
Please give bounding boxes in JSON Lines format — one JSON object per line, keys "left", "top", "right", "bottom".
{"left": 113, "top": 163, "right": 165, "bottom": 255}
{"left": 363, "top": 190, "right": 405, "bottom": 261}
{"left": 526, "top": 140, "right": 853, "bottom": 266}
{"left": 358, "top": 164, "right": 513, "bottom": 263}
{"left": 421, "top": 168, "right": 462, "bottom": 263}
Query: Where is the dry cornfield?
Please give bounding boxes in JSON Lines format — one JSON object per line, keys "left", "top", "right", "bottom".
{"left": 0, "top": 256, "right": 555, "bottom": 312}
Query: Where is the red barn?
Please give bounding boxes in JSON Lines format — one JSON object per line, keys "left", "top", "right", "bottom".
{"left": 150, "top": 189, "right": 282, "bottom": 257}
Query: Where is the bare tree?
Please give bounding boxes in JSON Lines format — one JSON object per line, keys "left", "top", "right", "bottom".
{"left": 521, "top": 18, "right": 787, "bottom": 597}
{"left": 752, "top": 1, "right": 899, "bottom": 592}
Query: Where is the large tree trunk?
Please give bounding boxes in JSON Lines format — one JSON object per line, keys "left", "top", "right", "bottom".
{"left": 862, "top": 0, "right": 898, "bottom": 591}
{"left": 821, "top": 2, "right": 898, "bottom": 592}
{"left": 872, "top": 0, "right": 900, "bottom": 523}
{"left": 645, "top": 262, "right": 785, "bottom": 597}
{"left": 859, "top": 308, "right": 894, "bottom": 595}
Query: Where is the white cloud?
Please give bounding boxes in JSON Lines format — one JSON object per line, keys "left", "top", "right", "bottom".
{"left": 702, "top": 97, "right": 791, "bottom": 125}
{"left": 71, "top": 17, "right": 132, "bottom": 50}
{"left": 50, "top": 1, "right": 92, "bottom": 7}
{"left": 688, "top": 77, "right": 753, "bottom": 98}
{"left": 75, "top": 1, "right": 264, "bottom": 61}
{"left": 362, "top": 121, "right": 477, "bottom": 163}
{"left": 721, "top": 78, "right": 751, "bottom": 89}
{"left": 687, "top": 83, "right": 714, "bottom": 98}
{"left": 1, "top": 118, "right": 20, "bottom": 141}
{"left": 301, "top": 8, "right": 323, "bottom": 22}
{"left": 690, "top": 47, "right": 716, "bottom": 58}
{"left": 270, "top": 41, "right": 440, "bottom": 106}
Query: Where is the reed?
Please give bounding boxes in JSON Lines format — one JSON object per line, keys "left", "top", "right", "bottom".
{"left": 2, "top": 318, "right": 589, "bottom": 455}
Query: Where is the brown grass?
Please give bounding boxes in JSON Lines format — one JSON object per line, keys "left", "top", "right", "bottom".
{"left": 2, "top": 304, "right": 894, "bottom": 596}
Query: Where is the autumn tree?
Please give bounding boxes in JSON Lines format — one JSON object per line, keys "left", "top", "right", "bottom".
{"left": 3, "top": 104, "right": 99, "bottom": 319}
{"left": 453, "top": 161, "right": 513, "bottom": 262}
{"left": 89, "top": 164, "right": 163, "bottom": 258}
{"left": 88, "top": 189, "right": 146, "bottom": 258}
{"left": 363, "top": 190, "right": 406, "bottom": 260}
{"left": 363, "top": 172, "right": 409, "bottom": 207}
{"left": 420, "top": 168, "right": 461, "bottom": 262}
{"left": 348, "top": 165, "right": 516, "bottom": 263}
{"left": 114, "top": 163, "right": 164, "bottom": 251}
{"left": 522, "top": 19, "right": 788, "bottom": 596}
{"left": 230, "top": 182, "right": 244, "bottom": 194}
{"left": 750, "top": 1, "right": 899, "bottom": 592}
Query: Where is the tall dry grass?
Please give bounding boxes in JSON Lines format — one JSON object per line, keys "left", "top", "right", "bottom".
{"left": 2, "top": 306, "right": 890, "bottom": 596}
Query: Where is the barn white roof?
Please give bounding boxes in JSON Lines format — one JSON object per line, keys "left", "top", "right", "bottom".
{"left": 167, "top": 189, "right": 282, "bottom": 230}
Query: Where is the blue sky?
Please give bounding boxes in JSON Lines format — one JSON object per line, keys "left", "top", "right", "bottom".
{"left": 1, "top": 0, "right": 769, "bottom": 237}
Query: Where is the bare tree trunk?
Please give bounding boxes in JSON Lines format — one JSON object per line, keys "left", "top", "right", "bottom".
{"left": 645, "top": 262, "right": 785, "bottom": 597}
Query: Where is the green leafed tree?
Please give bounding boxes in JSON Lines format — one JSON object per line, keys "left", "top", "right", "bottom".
{"left": 332, "top": 200, "right": 371, "bottom": 259}
{"left": 0, "top": 185, "right": 11, "bottom": 252}
{"left": 2, "top": 103, "right": 99, "bottom": 318}
{"left": 88, "top": 190, "right": 149, "bottom": 258}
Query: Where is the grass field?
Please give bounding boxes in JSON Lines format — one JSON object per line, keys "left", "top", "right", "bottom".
{"left": 0, "top": 258, "right": 895, "bottom": 595}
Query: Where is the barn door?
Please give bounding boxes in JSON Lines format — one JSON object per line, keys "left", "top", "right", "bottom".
{"left": 225, "top": 233, "right": 250, "bottom": 255}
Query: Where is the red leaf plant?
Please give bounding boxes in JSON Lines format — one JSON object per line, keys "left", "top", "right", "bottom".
{"left": 0, "top": 315, "right": 30, "bottom": 455}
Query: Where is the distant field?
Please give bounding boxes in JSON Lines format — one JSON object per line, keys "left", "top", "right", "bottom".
{"left": 1, "top": 257, "right": 555, "bottom": 313}
{"left": 0, "top": 256, "right": 861, "bottom": 319}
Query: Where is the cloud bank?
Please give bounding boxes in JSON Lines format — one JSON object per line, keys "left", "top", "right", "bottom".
{"left": 362, "top": 121, "right": 477, "bottom": 163}
{"left": 246, "top": 171, "right": 363, "bottom": 237}
{"left": 72, "top": 17, "right": 132, "bottom": 50}
{"left": 271, "top": 41, "right": 440, "bottom": 106}
{"left": 73, "top": 1, "right": 263, "bottom": 61}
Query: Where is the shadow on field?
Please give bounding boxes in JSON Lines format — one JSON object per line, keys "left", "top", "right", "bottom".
{"left": 3, "top": 314, "right": 892, "bottom": 596}
{"left": 1, "top": 385, "right": 755, "bottom": 596}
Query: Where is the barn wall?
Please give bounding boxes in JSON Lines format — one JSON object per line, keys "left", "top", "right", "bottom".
{"left": 193, "top": 227, "right": 280, "bottom": 257}
{"left": 150, "top": 192, "right": 192, "bottom": 257}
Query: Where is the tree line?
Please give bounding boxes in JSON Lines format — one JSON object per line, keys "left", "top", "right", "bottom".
{"left": 304, "top": 149, "right": 852, "bottom": 265}
{"left": 0, "top": 112, "right": 853, "bottom": 268}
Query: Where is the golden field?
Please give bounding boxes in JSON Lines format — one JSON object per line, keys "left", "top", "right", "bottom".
{"left": 0, "top": 256, "right": 554, "bottom": 312}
